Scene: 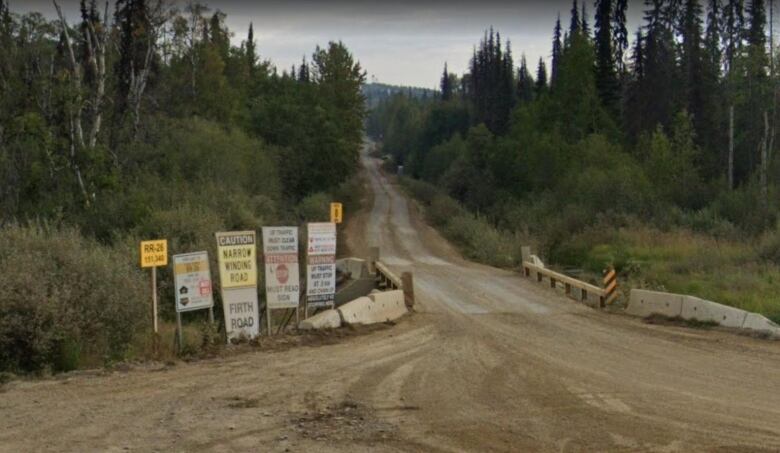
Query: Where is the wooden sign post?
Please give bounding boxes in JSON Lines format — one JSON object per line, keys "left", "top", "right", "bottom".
{"left": 140, "top": 239, "right": 168, "bottom": 353}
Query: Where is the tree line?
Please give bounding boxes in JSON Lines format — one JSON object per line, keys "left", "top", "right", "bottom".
{"left": 369, "top": 0, "right": 780, "bottom": 262}
{"left": 0, "top": 0, "right": 366, "bottom": 236}
{"left": 0, "top": 1, "right": 366, "bottom": 373}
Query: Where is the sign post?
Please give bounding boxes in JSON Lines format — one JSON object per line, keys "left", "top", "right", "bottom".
{"left": 306, "top": 222, "right": 337, "bottom": 317}
{"left": 172, "top": 251, "right": 215, "bottom": 351}
{"left": 215, "top": 231, "right": 260, "bottom": 342}
{"left": 261, "top": 227, "right": 300, "bottom": 335}
{"left": 140, "top": 239, "right": 168, "bottom": 353}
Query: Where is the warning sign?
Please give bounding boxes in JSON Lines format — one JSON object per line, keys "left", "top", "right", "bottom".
{"left": 172, "top": 251, "right": 214, "bottom": 313}
{"left": 262, "top": 227, "right": 300, "bottom": 309}
{"left": 330, "top": 202, "right": 343, "bottom": 224}
{"left": 215, "top": 231, "right": 257, "bottom": 289}
{"left": 140, "top": 239, "right": 167, "bottom": 268}
{"left": 307, "top": 223, "right": 337, "bottom": 308}
{"left": 307, "top": 222, "right": 337, "bottom": 256}
{"left": 222, "top": 287, "right": 259, "bottom": 341}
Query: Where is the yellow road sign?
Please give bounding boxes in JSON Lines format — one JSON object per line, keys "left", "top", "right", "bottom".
{"left": 215, "top": 231, "right": 258, "bottom": 289}
{"left": 330, "top": 202, "right": 343, "bottom": 224}
{"left": 140, "top": 239, "right": 168, "bottom": 268}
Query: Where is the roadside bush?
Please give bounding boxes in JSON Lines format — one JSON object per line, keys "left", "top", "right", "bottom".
{"left": 0, "top": 224, "right": 147, "bottom": 373}
{"left": 297, "top": 192, "right": 331, "bottom": 222}
{"left": 444, "top": 214, "right": 520, "bottom": 267}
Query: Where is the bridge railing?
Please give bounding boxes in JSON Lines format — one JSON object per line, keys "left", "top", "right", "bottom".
{"left": 522, "top": 262, "right": 608, "bottom": 308}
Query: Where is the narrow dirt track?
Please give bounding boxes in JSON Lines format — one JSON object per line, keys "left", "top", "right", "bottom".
{"left": 1, "top": 145, "right": 779, "bottom": 452}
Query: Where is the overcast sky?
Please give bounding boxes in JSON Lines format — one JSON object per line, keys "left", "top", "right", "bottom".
{"left": 16, "top": 0, "right": 645, "bottom": 88}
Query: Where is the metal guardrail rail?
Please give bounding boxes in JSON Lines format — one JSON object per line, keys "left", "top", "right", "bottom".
{"left": 522, "top": 262, "right": 607, "bottom": 307}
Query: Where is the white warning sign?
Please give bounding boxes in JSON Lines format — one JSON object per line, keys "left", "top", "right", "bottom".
{"left": 172, "top": 251, "right": 214, "bottom": 313}
{"left": 222, "top": 287, "right": 260, "bottom": 341}
{"left": 262, "top": 227, "right": 300, "bottom": 309}
{"left": 306, "top": 223, "right": 337, "bottom": 308}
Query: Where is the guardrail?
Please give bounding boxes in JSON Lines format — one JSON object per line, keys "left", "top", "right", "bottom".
{"left": 376, "top": 261, "right": 403, "bottom": 290}
{"left": 522, "top": 262, "right": 607, "bottom": 308}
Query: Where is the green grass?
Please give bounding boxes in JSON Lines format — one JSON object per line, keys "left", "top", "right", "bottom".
{"left": 587, "top": 227, "right": 780, "bottom": 323}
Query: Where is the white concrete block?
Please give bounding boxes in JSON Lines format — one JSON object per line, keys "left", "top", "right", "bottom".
{"left": 299, "top": 309, "right": 341, "bottom": 330}
{"left": 681, "top": 296, "right": 748, "bottom": 328}
{"left": 626, "top": 289, "right": 684, "bottom": 318}
{"left": 338, "top": 291, "right": 407, "bottom": 326}
{"left": 741, "top": 313, "right": 780, "bottom": 336}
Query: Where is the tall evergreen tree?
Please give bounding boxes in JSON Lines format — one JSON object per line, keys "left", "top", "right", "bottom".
{"left": 440, "top": 62, "right": 453, "bottom": 101}
{"left": 570, "top": 0, "right": 581, "bottom": 36}
{"left": 535, "top": 58, "right": 548, "bottom": 96}
{"left": 581, "top": 2, "right": 590, "bottom": 36}
{"left": 246, "top": 22, "right": 257, "bottom": 75}
{"left": 595, "top": 0, "right": 619, "bottom": 112}
{"left": 517, "top": 55, "right": 534, "bottom": 104}
{"left": 552, "top": 14, "right": 563, "bottom": 88}
{"left": 298, "top": 56, "right": 310, "bottom": 82}
{"left": 613, "top": 0, "right": 629, "bottom": 73}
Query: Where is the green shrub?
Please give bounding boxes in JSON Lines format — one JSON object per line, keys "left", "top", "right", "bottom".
{"left": 297, "top": 192, "right": 331, "bottom": 222}
{"left": 0, "top": 224, "right": 148, "bottom": 373}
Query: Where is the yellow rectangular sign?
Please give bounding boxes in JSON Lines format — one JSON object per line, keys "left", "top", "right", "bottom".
{"left": 140, "top": 239, "right": 168, "bottom": 268}
{"left": 330, "top": 202, "right": 343, "bottom": 224}
{"left": 215, "top": 231, "right": 257, "bottom": 289}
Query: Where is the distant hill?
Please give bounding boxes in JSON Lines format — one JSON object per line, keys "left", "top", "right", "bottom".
{"left": 362, "top": 83, "right": 436, "bottom": 109}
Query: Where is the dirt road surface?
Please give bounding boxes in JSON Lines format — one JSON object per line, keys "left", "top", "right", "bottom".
{"left": 2, "top": 146, "right": 779, "bottom": 452}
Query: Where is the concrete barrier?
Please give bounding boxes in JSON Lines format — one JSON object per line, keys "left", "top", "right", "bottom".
{"left": 681, "top": 296, "right": 748, "bottom": 328}
{"left": 336, "top": 258, "right": 368, "bottom": 279}
{"left": 338, "top": 290, "right": 407, "bottom": 326}
{"left": 741, "top": 313, "right": 780, "bottom": 336}
{"left": 299, "top": 309, "right": 341, "bottom": 330}
{"left": 626, "top": 289, "right": 684, "bottom": 318}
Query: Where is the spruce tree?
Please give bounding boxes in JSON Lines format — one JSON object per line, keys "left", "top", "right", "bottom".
{"left": 441, "top": 63, "right": 453, "bottom": 101}
{"left": 517, "top": 55, "right": 534, "bottom": 104}
{"left": 246, "top": 23, "right": 257, "bottom": 74}
{"left": 595, "top": 0, "right": 619, "bottom": 112}
{"left": 581, "top": 2, "right": 590, "bottom": 37}
{"left": 570, "top": 0, "right": 581, "bottom": 36}
{"left": 535, "top": 58, "right": 548, "bottom": 96}
{"left": 552, "top": 15, "right": 563, "bottom": 88}
{"left": 298, "top": 56, "right": 310, "bottom": 82}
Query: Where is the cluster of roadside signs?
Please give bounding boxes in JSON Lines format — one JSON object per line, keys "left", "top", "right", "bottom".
{"left": 139, "top": 203, "right": 342, "bottom": 343}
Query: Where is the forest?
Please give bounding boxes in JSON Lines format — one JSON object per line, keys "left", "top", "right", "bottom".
{"left": 0, "top": 1, "right": 366, "bottom": 372}
{"left": 368, "top": 0, "right": 780, "bottom": 323}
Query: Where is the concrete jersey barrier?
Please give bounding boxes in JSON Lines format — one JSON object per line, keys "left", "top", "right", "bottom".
{"left": 627, "top": 289, "right": 779, "bottom": 337}
{"left": 681, "top": 296, "right": 748, "bottom": 328}
{"left": 299, "top": 309, "right": 342, "bottom": 330}
{"left": 338, "top": 290, "right": 407, "bottom": 325}
{"left": 627, "top": 290, "right": 685, "bottom": 318}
